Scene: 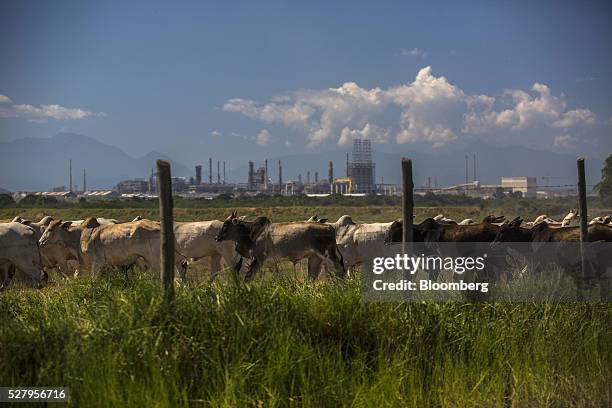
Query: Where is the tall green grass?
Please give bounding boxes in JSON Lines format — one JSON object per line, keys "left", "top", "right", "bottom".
{"left": 1, "top": 272, "right": 611, "bottom": 407}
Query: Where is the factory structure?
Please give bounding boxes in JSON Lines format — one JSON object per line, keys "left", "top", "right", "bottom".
{"left": 8, "top": 137, "right": 580, "bottom": 201}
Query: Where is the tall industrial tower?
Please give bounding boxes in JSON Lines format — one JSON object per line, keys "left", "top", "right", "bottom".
{"left": 348, "top": 138, "right": 375, "bottom": 193}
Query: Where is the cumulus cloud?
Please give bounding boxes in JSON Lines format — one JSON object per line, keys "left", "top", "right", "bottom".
{"left": 464, "top": 83, "right": 596, "bottom": 133}
{"left": 0, "top": 95, "right": 104, "bottom": 122}
{"left": 338, "top": 123, "right": 389, "bottom": 146}
{"left": 210, "top": 130, "right": 223, "bottom": 137}
{"left": 256, "top": 129, "right": 271, "bottom": 145}
{"left": 223, "top": 66, "right": 597, "bottom": 148}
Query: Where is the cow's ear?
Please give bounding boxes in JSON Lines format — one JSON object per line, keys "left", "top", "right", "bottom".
{"left": 82, "top": 217, "right": 100, "bottom": 229}
{"left": 60, "top": 221, "right": 72, "bottom": 229}
{"left": 225, "top": 213, "right": 234, "bottom": 222}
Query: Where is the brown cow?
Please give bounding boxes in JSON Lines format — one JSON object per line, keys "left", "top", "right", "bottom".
{"left": 216, "top": 212, "right": 345, "bottom": 281}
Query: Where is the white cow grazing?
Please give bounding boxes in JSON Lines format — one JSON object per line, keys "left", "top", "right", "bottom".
{"left": 0, "top": 222, "right": 47, "bottom": 289}
{"left": 9, "top": 216, "right": 75, "bottom": 277}
{"left": 39, "top": 218, "right": 162, "bottom": 277}
{"left": 329, "top": 215, "right": 396, "bottom": 269}
{"left": 173, "top": 221, "right": 242, "bottom": 281}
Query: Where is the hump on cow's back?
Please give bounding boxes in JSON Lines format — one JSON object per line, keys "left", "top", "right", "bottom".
{"left": 81, "top": 217, "right": 101, "bottom": 229}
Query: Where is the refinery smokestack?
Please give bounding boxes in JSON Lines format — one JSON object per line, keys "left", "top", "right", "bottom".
{"left": 209, "top": 158, "right": 212, "bottom": 184}
{"left": 217, "top": 160, "right": 220, "bottom": 184}
{"left": 83, "top": 168, "right": 87, "bottom": 192}
{"left": 307, "top": 171, "right": 310, "bottom": 184}
{"left": 223, "top": 161, "right": 226, "bottom": 184}
{"left": 69, "top": 159, "right": 73, "bottom": 192}
{"left": 264, "top": 159, "right": 268, "bottom": 191}
{"left": 278, "top": 160, "right": 282, "bottom": 191}
{"left": 315, "top": 171, "right": 318, "bottom": 183}
{"left": 346, "top": 153, "right": 349, "bottom": 177}
{"left": 248, "top": 161, "right": 254, "bottom": 188}
{"left": 195, "top": 165, "right": 202, "bottom": 184}
{"left": 328, "top": 161, "right": 333, "bottom": 183}
{"left": 473, "top": 153, "right": 476, "bottom": 182}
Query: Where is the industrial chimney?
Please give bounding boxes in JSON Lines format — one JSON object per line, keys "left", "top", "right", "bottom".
{"left": 223, "top": 161, "right": 226, "bottom": 184}
{"left": 69, "top": 159, "right": 73, "bottom": 192}
{"left": 328, "top": 161, "right": 333, "bottom": 183}
{"left": 278, "top": 160, "right": 282, "bottom": 192}
{"left": 195, "top": 165, "right": 202, "bottom": 184}
{"left": 209, "top": 158, "right": 213, "bottom": 184}
{"left": 248, "top": 161, "right": 254, "bottom": 188}
{"left": 315, "top": 171, "right": 319, "bottom": 183}
{"left": 217, "top": 161, "right": 220, "bottom": 184}
{"left": 83, "top": 168, "right": 87, "bottom": 192}
{"left": 264, "top": 159, "right": 268, "bottom": 191}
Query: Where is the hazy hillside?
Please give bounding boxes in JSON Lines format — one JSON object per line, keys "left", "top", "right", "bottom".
{"left": 0, "top": 133, "right": 191, "bottom": 191}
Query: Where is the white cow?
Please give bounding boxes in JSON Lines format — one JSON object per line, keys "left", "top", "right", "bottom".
{"left": 0, "top": 222, "right": 47, "bottom": 289}
{"left": 328, "top": 215, "right": 396, "bottom": 270}
{"left": 39, "top": 218, "right": 162, "bottom": 277}
{"left": 173, "top": 221, "right": 242, "bottom": 281}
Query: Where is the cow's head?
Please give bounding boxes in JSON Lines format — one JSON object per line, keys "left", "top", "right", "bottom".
{"left": 39, "top": 220, "right": 76, "bottom": 247}
{"left": 39, "top": 218, "right": 97, "bottom": 253}
{"left": 216, "top": 212, "right": 243, "bottom": 242}
{"left": 491, "top": 217, "right": 528, "bottom": 244}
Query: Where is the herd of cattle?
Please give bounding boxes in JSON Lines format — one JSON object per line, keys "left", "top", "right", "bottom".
{"left": 1, "top": 210, "right": 611, "bottom": 290}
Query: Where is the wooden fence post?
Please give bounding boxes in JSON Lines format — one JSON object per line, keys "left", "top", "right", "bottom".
{"left": 401, "top": 158, "right": 414, "bottom": 255}
{"left": 157, "top": 160, "right": 175, "bottom": 302}
{"left": 576, "top": 157, "right": 588, "bottom": 299}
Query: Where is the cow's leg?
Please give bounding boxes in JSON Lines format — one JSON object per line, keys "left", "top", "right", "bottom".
{"left": 328, "top": 245, "right": 346, "bottom": 278}
{"left": 210, "top": 254, "right": 221, "bottom": 281}
{"left": 244, "top": 256, "right": 263, "bottom": 282}
{"left": 0, "top": 263, "right": 16, "bottom": 291}
{"left": 307, "top": 256, "right": 323, "bottom": 281}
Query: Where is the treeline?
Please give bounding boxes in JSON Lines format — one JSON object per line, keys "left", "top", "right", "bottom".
{"left": 0, "top": 191, "right": 599, "bottom": 213}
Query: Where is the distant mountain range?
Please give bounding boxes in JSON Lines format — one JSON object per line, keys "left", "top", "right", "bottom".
{"left": 0, "top": 133, "right": 605, "bottom": 192}
{"left": 0, "top": 133, "right": 191, "bottom": 191}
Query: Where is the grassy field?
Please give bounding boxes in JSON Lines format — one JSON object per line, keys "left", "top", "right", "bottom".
{"left": 1, "top": 203, "right": 611, "bottom": 406}
{"left": 1, "top": 271, "right": 611, "bottom": 407}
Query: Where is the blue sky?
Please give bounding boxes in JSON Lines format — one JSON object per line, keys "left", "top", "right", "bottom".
{"left": 1, "top": 0, "right": 610, "bottom": 166}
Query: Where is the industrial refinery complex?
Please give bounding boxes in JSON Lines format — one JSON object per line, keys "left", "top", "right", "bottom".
{"left": 7, "top": 138, "right": 580, "bottom": 201}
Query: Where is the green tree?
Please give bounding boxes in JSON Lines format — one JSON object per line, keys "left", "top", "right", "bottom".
{"left": 594, "top": 154, "right": 612, "bottom": 205}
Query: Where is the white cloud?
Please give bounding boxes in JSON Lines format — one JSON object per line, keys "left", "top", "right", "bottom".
{"left": 399, "top": 48, "right": 426, "bottom": 58}
{"left": 553, "top": 134, "right": 576, "bottom": 149}
{"left": 552, "top": 109, "right": 596, "bottom": 128}
{"left": 210, "top": 130, "right": 223, "bottom": 137}
{"left": 256, "top": 129, "right": 271, "bottom": 145}
{"left": 338, "top": 123, "right": 389, "bottom": 146}
{"left": 223, "top": 66, "right": 597, "bottom": 148}
{"left": 0, "top": 95, "right": 103, "bottom": 121}
{"left": 463, "top": 83, "right": 596, "bottom": 133}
